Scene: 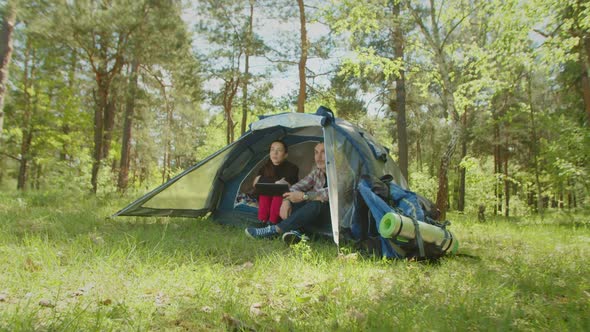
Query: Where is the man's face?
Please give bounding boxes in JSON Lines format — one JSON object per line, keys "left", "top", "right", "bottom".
{"left": 314, "top": 143, "right": 326, "bottom": 171}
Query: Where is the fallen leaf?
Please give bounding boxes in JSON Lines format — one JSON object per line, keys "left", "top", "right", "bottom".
{"left": 297, "top": 282, "right": 315, "bottom": 289}
{"left": 348, "top": 308, "right": 366, "bottom": 321}
{"left": 222, "top": 313, "right": 243, "bottom": 330}
{"left": 249, "top": 302, "right": 264, "bottom": 316}
{"left": 90, "top": 235, "right": 104, "bottom": 245}
{"left": 71, "top": 283, "right": 95, "bottom": 297}
{"left": 237, "top": 261, "right": 254, "bottom": 271}
{"left": 25, "top": 257, "right": 41, "bottom": 272}
{"left": 155, "top": 292, "right": 168, "bottom": 307}
{"left": 99, "top": 299, "right": 112, "bottom": 306}
{"left": 39, "top": 299, "right": 54, "bottom": 308}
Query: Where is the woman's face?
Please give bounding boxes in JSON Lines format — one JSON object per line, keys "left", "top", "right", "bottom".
{"left": 269, "top": 142, "right": 288, "bottom": 165}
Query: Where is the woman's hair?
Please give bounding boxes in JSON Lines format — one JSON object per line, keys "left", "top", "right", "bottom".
{"left": 270, "top": 140, "right": 287, "bottom": 153}
{"left": 261, "top": 140, "right": 288, "bottom": 178}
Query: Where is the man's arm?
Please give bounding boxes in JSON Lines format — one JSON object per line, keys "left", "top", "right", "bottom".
{"left": 290, "top": 168, "right": 317, "bottom": 193}
{"left": 305, "top": 187, "right": 329, "bottom": 201}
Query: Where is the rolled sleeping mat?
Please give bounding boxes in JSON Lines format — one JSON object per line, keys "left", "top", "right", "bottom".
{"left": 379, "top": 212, "right": 459, "bottom": 254}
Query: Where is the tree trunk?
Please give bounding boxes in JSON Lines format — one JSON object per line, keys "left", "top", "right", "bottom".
{"left": 102, "top": 95, "right": 117, "bottom": 160}
{"left": 296, "top": 0, "right": 307, "bottom": 113}
{"left": 91, "top": 76, "right": 107, "bottom": 193}
{"left": 493, "top": 122, "right": 502, "bottom": 215}
{"left": 435, "top": 126, "right": 461, "bottom": 220}
{"left": 457, "top": 111, "right": 467, "bottom": 212}
{"left": 0, "top": 1, "right": 16, "bottom": 137}
{"left": 223, "top": 77, "right": 240, "bottom": 144}
{"left": 503, "top": 142, "right": 509, "bottom": 217}
{"left": 118, "top": 60, "right": 139, "bottom": 192}
{"left": 241, "top": 1, "right": 253, "bottom": 135}
{"left": 416, "top": 138, "right": 422, "bottom": 172}
{"left": 161, "top": 83, "right": 172, "bottom": 184}
{"left": 61, "top": 50, "right": 77, "bottom": 161}
{"left": 17, "top": 43, "right": 34, "bottom": 190}
{"left": 429, "top": 128, "right": 435, "bottom": 177}
{"left": 89, "top": 32, "right": 125, "bottom": 193}
{"left": 392, "top": 1, "right": 408, "bottom": 181}
{"left": 527, "top": 73, "right": 544, "bottom": 217}
{"left": 408, "top": 0, "right": 461, "bottom": 219}
{"left": 581, "top": 35, "right": 590, "bottom": 123}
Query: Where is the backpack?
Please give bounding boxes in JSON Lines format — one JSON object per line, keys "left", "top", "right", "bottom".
{"left": 355, "top": 175, "right": 457, "bottom": 260}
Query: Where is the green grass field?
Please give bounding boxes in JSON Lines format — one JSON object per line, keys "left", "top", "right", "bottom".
{"left": 0, "top": 191, "right": 588, "bottom": 331}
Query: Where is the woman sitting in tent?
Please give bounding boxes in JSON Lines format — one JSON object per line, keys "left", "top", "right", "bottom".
{"left": 253, "top": 140, "right": 299, "bottom": 225}
{"left": 246, "top": 142, "right": 329, "bottom": 244}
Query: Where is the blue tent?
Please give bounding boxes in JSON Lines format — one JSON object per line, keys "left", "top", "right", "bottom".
{"left": 114, "top": 107, "right": 408, "bottom": 249}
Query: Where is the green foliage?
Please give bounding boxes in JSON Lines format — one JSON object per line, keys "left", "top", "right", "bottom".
{"left": 1, "top": 0, "right": 589, "bottom": 217}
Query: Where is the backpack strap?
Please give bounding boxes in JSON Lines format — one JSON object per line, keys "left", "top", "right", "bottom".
{"left": 411, "top": 217, "right": 426, "bottom": 258}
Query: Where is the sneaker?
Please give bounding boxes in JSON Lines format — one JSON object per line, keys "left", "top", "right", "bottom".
{"left": 245, "top": 225, "right": 278, "bottom": 239}
{"left": 255, "top": 220, "right": 268, "bottom": 228}
{"left": 282, "top": 230, "right": 309, "bottom": 245}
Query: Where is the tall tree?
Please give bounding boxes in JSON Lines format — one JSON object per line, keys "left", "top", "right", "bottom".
{"left": 241, "top": 0, "right": 254, "bottom": 134}
{"left": 296, "top": 0, "right": 308, "bottom": 113}
{"left": 326, "top": 0, "right": 411, "bottom": 180}
{"left": 392, "top": 0, "right": 408, "bottom": 181}
{"left": 16, "top": 37, "right": 33, "bottom": 190}
{"left": 198, "top": 0, "right": 269, "bottom": 142}
{"left": 0, "top": 0, "right": 16, "bottom": 137}
{"left": 407, "top": 0, "right": 464, "bottom": 219}
{"left": 117, "top": 59, "right": 138, "bottom": 191}
{"left": 46, "top": 1, "right": 142, "bottom": 192}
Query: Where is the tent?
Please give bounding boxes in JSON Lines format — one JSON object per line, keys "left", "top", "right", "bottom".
{"left": 114, "top": 106, "right": 408, "bottom": 250}
{"left": 114, "top": 106, "right": 459, "bottom": 259}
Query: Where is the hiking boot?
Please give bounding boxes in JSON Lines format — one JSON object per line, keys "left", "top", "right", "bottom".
{"left": 245, "top": 225, "right": 278, "bottom": 239}
{"left": 282, "top": 230, "right": 309, "bottom": 245}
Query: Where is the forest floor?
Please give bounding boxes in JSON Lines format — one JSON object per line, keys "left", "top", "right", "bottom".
{"left": 0, "top": 190, "right": 588, "bottom": 331}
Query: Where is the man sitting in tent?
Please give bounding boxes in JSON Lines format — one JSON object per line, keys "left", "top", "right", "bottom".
{"left": 245, "top": 142, "right": 330, "bottom": 244}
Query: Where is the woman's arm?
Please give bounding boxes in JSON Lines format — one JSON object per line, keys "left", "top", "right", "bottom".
{"left": 252, "top": 175, "right": 261, "bottom": 187}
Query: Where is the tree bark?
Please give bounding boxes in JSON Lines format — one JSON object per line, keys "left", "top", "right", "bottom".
{"left": 118, "top": 60, "right": 139, "bottom": 192}
{"left": 91, "top": 75, "right": 107, "bottom": 193}
{"left": 17, "top": 43, "right": 34, "bottom": 190}
{"left": 579, "top": 23, "right": 590, "bottom": 123}
{"left": 408, "top": 0, "right": 461, "bottom": 219}
{"left": 457, "top": 111, "right": 467, "bottom": 212}
{"left": 493, "top": 121, "right": 502, "bottom": 215}
{"left": 503, "top": 140, "right": 509, "bottom": 217}
{"left": 580, "top": 57, "right": 590, "bottom": 123}
{"left": 527, "top": 73, "right": 544, "bottom": 217}
{"left": 296, "top": 0, "right": 307, "bottom": 113}
{"left": 161, "top": 83, "right": 172, "bottom": 183}
{"left": 392, "top": 1, "right": 408, "bottom": 181}
{"left": 416, "top": 138, "right": 422, "bottom": 172}
{"left": 89, "top": 32, "right": 125, "bottom": 193}
{"left": 241, "top": 1, "right": 254, "bottom": 135}
{"left": 435, "top": 126, "right": 460, "bottom": 220}
{"left": 223, "top": 76, "right": 240, "bottom": 144}
{"left": 0, "top": 1, "right": 16, "bottom": 137}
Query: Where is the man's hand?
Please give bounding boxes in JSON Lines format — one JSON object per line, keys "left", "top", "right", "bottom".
{"left": 279, "top": 200, "right": 292, "bottom": 220}
{"left": 283, "top": 191, "right": 304, "bottom": 203}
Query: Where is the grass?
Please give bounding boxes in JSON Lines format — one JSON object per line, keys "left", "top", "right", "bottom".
{"left": 0, "top": 190, "right": 589, "bottom": 331}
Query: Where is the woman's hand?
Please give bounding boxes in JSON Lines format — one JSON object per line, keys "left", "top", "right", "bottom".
{"left": 275, "top": 177, "right": 288, "bottom": 185}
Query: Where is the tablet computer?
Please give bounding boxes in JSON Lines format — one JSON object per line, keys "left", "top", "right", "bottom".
{"left": 255, "top": 183, "right": 290, "bottom": 196}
